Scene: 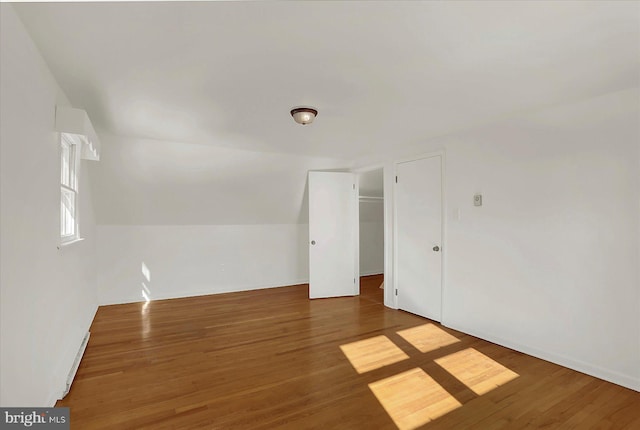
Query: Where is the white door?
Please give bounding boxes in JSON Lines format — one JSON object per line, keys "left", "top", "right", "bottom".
{"left": 308, "top": 171, "right": 359, "bottom": 299}
{"left": 395, "top": 155, "right": 442, "bottom": 320}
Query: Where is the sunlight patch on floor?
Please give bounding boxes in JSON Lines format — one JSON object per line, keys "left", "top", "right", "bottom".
{"left": 340, "top": 335, "right": 409, "bottom": 374}
{"left": 434, "top": 348, "right": 519, "bottom": 395}
{"left": 369, "top": 367, "right": 462, "bottom": 430}
{"left": 397, "top": 323, "right": 460, "bottom": 354}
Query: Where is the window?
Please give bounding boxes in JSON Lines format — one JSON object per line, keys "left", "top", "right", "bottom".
{"left": 60, "top": 133, "right": 80, "bottom": 243}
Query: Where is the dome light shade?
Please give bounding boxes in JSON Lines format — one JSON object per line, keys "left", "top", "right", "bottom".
{"left": 290, "top": 107, "right": 318, "bottom": 125}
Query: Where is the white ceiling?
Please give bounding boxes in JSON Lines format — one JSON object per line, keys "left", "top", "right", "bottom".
{"left": 14, "top": 1, "right": 640, "bottom": 160}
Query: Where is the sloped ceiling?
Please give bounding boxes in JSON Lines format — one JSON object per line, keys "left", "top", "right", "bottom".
{"left": 90, "top": 133, "right": 348, "bottom": 224}
{"left": 11, "top": 1, "right": 639, "bottom": 224}
{"left": 14, "top": 1, "right": 639, "bottom": 159}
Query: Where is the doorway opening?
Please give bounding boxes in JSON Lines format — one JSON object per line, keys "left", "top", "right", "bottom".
{"left": 358, "top": 168, "right": 384, "bottom": 291}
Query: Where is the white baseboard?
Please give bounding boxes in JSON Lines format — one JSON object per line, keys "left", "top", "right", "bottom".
{"left": 360, "top": 270, "right": 384, "bottom": 277}
{"left": 100, "top": 273, "right": 387, "bottom": 306}
{"left": 442, "top": 320, "right": 640, "bottom": 392}
{"left": 46, "top": 303, "right": 99, "bottom": 407}
{"left": 99, "top": 279, "right": 310, "bottom": 306}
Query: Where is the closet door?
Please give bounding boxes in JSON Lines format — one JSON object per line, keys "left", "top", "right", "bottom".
{"left": 395, "top": 155, "right": 442, "bottom": 320}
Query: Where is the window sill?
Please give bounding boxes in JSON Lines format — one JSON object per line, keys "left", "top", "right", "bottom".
{"left": 58, "top": 237, "right": 85, "bottom": 250}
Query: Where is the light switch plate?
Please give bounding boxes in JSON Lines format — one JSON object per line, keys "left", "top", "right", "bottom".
{"left": 474, "top": 194, "right": 482, "bottom": 206}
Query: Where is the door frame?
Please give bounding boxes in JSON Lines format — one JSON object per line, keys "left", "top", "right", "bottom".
{"left": 392, "top": 150, "right": 447, "bottom": 317}
{"left": 353, "top": 164, "right": 386, "bottom": 280}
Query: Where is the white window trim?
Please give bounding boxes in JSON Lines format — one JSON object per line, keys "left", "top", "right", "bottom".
{"left": 57, "top": 237, "right": 85, "bottom": 250}
{"left": 59, "top": 133, "right": 84, "bottom": 248}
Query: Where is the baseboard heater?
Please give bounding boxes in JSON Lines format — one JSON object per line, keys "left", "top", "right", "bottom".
{"left": 61, "top": 332, "right": 90, "bottom": 398}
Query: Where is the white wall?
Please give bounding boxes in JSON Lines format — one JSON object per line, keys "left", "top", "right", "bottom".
{"left": 97, "top": 224, "right": 309, "bottom": 304}
{"left": 0, "top": 5, "right": 99, "bottom": 406}
{"left": 358, "top": 87, "right": 640, "bottom": 391}
{"left": 443, "top": 88, "right": 639, "bottom": 391}
{"left": 90, "top": 134, "right": 350, "bottom": 304}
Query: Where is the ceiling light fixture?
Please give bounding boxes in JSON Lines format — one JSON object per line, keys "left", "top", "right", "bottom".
{"left": 290, "top": 107, "right": 318, "bottom": 125}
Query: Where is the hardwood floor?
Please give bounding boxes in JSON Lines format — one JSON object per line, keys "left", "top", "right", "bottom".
{"left": 58, "top": 275, "right": 640, "bottom": 429}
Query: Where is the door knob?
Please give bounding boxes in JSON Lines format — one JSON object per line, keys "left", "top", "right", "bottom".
{"left": 311, "top": 240, "right": 316, "bottom": 245}
{"left": 433, "top": 246, "right": 440, "bottom": 252}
